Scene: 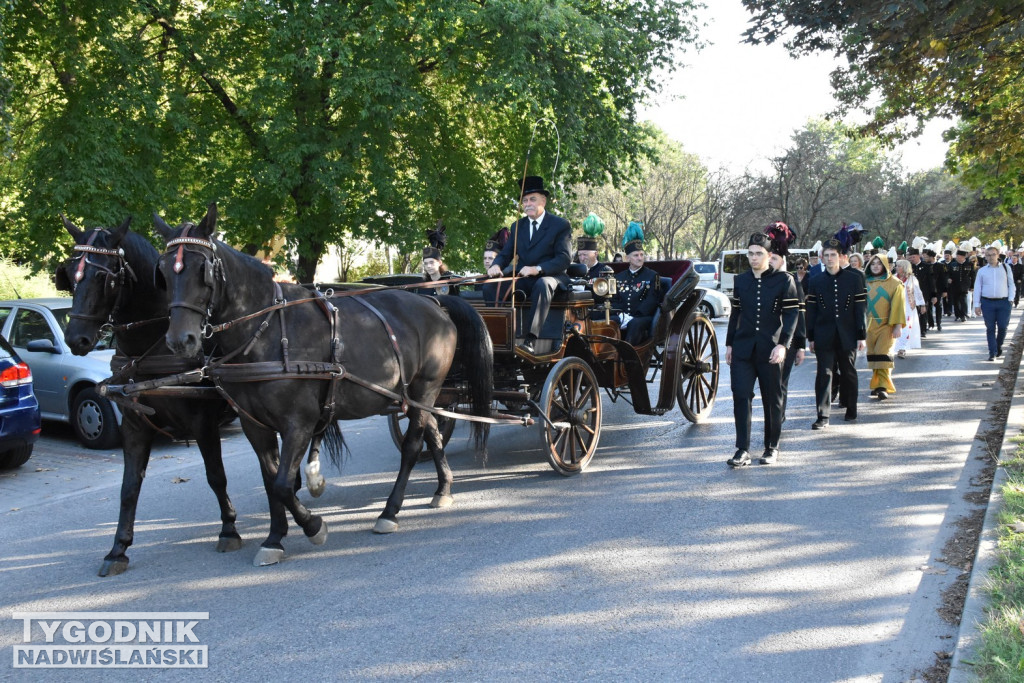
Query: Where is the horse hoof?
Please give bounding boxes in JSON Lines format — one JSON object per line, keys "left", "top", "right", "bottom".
{"left": 216, "top": 535, "right": 243, "bottom": 553}
{"left": 98, "top": 558, "right": 128, "bottom": 577}
{"left": 253, "top": 547, "right": 285, "bottom": 566}
{"left": 308, "top": 520, "right": 328, "bottom": 546}
{"left": 430, "top": 494, "right": 454, "bottom": 509}
{"left": 305, "top": 461, "right": 326, "bottom": 498}
{"left": 373, "top": 518, "right": 399, "bottom": 534}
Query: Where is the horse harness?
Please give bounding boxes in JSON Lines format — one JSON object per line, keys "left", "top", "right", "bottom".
{"left": 64, "top": 229, "right": 138, "bottom": 325}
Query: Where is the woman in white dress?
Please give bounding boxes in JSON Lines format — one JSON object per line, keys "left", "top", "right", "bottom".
{"left": 894, "top": 259, "right": 926, "bottom": 357}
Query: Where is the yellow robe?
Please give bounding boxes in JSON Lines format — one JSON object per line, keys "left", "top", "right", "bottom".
{"left": 865, "top": 255, "right": 906, "bottom": 392}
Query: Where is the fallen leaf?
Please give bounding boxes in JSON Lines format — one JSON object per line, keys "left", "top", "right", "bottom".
{"left": 34, "top": 467, "right": 54, "bottom": 472}
{"left": 1009, "top": 522, "right": 1024, "bottom": 533}
{"left": 171, "top": 477, "right": 190, "bottom": 484}
{"left": 10, "top": 508, "right": 19, "bottom": 512}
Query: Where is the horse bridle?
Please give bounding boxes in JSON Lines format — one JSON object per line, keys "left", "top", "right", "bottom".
{"left": 161, "top": 227, "right": 225, "bottom": 331}
{"left": 67, "top": 230, "right": 138, "bottom": 323}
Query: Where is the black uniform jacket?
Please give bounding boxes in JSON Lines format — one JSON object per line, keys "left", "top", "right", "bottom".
{"left": 913, "top": 261, "right": 935, "bottom": 298}
{"left": 805, "top": 267, "right": 867, "bottom": 352}
{"left": 726, "top": 267, "right": 800, "bottom": 362}
{"left": 931, "top": 260, "right": 948, "bottom": 296}
{"left": 492, "top": 213, "right": 572, "bottom": 283}
{"left": 791, "top": 273, "right": 807, "bottom": 350}
{"left": 612, "top": 266, "right": 661, "bottom": 319}
{"left": 947, "top": 259, "right": 975, "bottom": 294}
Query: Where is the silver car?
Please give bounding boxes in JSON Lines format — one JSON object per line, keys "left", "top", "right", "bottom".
{"left": 696, "top": 284, "right": 731, "bottom": 319}
{"left": 0, "top": 298, "right": 120, "bottom": 449}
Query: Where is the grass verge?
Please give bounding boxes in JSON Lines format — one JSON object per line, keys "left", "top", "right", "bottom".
{"left": 974, "top": 435, "right": 1024, "bottom": 681}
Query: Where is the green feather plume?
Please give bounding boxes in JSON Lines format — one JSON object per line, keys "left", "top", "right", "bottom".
{"left": 898, "top": 240, "right": 908, "bottom": 253}
{"left": 582, "top": 213, "right": 605, "bottom": 237}
{"left": 622, "top": 220, "right": 644, "bottom": 247}
{"left": 871, "top": 236, "right": 885, "bottom": 249}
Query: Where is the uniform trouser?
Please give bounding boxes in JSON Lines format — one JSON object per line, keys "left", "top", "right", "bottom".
{"left": 814, "top": 346, "right": 857, "bottom": 419}
{"left": 981, "top": 298, "right": 1011, "bottom": 356}
{"left": 515, "top": 276, "right": 559, "bottom": 339}
{"left": 731, "top": 355, "right": 783, "bottom": 452}
{"left": 1015, "top": 281, "right": 1022, "bottom": 307}
{"left": 622, "top": 316, "right": 654, "bottom": 345}
{"left": 932, "top": 298, "right": 944, "bottom": 328}
{"left": 943, "top": 292, "right": 953, "bottom": 316}
{"left": 781, "top": 346, "right": 799, "bottom": 419}
{"left": 952, "top": 290, "right": 967, "bottom": 319}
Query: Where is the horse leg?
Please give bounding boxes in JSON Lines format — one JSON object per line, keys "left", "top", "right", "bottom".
{"left": 373, "top": 407, "right": 428, "bottom": 534}
{"left": 424, "top": 413, "right": 454, "bottom": 509}
{"left": 99, "top": 414, "right": 152, "bottom": 577}
{"left": 241, "top": 423, "right": 291, "bottom": 567}
{"left": 270, "top": 430, "right": 328, "bottom": 549}
{"left": 193, "top": 412, "right": 242, "bottom": 553}
{"left": 304, "top": 433, "right": 326, "bottom": 498}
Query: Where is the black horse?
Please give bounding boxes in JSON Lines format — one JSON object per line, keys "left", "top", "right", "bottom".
{"left": 58, "top": 215, "right": 251, "bottom": 576}
{"left": 153, "top": 203, "right": 493, "bottom": 566}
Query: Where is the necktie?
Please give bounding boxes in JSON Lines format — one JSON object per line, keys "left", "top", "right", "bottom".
{"left": 531, "top": 220, "right": 538, "bottom": 241}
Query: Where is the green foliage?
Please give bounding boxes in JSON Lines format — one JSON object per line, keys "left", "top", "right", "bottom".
{"left": 2, "top": 0, "right": 702, "bottom": 278}
{"left": 0, "top": 255, "right": 65, "bottom": 299}
{"left": 740, "top": 0, "right": 1024, "bottom": 211}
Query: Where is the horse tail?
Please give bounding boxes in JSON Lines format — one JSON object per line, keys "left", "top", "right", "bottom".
{"left": 437, "top": 295, "right": 493, "bottom": 453}
{"left": 322, "top": 421, "right": 347, "bottom": 471}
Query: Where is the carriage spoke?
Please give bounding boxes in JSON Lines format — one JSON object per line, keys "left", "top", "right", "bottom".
{"left": 573, "top": 428, "right": 589, "bottom": 455}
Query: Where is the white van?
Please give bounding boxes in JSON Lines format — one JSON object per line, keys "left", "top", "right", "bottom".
{"left": 718, "top": 247, "right": 814, "bottom": 295}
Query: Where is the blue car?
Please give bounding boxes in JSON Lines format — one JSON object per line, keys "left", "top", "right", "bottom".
{"left": 0, "top": 334, "right": 41, "bottom": 469}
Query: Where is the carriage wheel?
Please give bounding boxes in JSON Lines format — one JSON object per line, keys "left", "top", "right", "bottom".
{"left": 677, "top": 310, "right": 719, "bottom": 423}
{"left": 387, "top": 406, "right": 457, "bottom": 456}
{"left": 538, "top": 357, "right": 602, "bottom": 476}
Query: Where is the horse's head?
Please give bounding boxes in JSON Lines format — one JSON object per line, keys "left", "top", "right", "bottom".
{"left": 59, "top": 214, "right": 136, "bottom": 356}
{"left": 154, "top": 202, "right": 224, "bottom": 358}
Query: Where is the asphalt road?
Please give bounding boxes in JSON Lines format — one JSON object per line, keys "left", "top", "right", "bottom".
{"left": 0, "top": 310, "right": 1015, "bottom": 681}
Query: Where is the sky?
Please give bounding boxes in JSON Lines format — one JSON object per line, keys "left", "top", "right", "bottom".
{"left": 640, "top": 1, "right": 952, "bottom": 174}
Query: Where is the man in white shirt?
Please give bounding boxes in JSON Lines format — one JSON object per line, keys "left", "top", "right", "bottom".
{"left": 974, "top": 245, "right": 1016, "bottom": 361}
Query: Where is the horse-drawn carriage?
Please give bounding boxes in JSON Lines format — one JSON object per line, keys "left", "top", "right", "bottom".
{"left": 386, "top": 258, "right": 720, "bottom": 475}
{"left": 58, "top": 205, "right": 720, "bottom": 572}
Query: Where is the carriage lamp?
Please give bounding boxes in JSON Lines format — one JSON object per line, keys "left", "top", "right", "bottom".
{"left": 591, "top": 276, "right": 617, "bottom": 298}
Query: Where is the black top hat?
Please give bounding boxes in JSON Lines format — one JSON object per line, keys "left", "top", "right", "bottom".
{"left": 520, "top": 176, "right": 551, "bottom": 198}
{"left": 577, "top": 236, "right": 598, "bottom": 252}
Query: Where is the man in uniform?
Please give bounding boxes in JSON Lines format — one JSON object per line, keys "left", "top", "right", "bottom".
{"left": 805, "top": 238, "right": 868, "bottom": 429}
{"left": 1011, "top": 250, "right": 1024, "bottom": 307}
{"left": 725, "top": 232, "right": 800, "bottom": 467}
{"left": 576, "top": 235, "right": 606, "bottom": 279}
{"left": 947, "top": 244, "right": 974, "bottom": 322}
{"left": 926, "top": 249, "right": 946, "bottom": 330}
{"left": 941, "top": 249, "right": 954, "bottom": 317}
{"left": 611, "top": 238, "right": 660, "bottom": 345}
{"left": 908, "top": 246, "right": 933, "bottom": 337}
{"left": 487, "top": 176, "right": 572, "bottom": 354}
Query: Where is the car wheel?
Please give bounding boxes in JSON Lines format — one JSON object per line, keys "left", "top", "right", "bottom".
{"left": 0, "top": 444, "right": 33, "bottom": 469}
{"left": 72, "top": 387, "right": 121, "bottom": 450}
{"left": 699, "top": 301, "right": 715, "bottom": 318}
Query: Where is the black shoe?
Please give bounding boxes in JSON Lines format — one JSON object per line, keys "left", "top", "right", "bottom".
{"left": 812, "top": 417, "right": 829, "bottom": 430}
{"left": 727, "top": 450, "right": 751, "bottom": 468}
{"left": 517, "top": 338, "right": 536, "bottom": 355}
{"left": 844, "top": 410, "right": 857, "bottom": 422}
{"left": 877, "top": 390, "right": 889, "bottom": 400}
{"left": 997, "top": 347, "right": 1003, "bottom": 357}
{"left": 760, "top": 448, "right": 779, "bottom": 465}
{"left": 989, "top": 354, "right": 996, "bottom": 361}
{"left": 936, "top": 326, "right": 942, "bottom": 332}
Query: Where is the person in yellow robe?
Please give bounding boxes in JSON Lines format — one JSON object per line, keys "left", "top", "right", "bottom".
{"left": 865, "top": 253, "right": 905, "bottom": 399}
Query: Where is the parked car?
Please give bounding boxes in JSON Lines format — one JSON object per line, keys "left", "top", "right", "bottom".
{"left": 693, "top": 261, "right": 719, "bottom": 288}
{"left": 0, "top": 298, "right": 120, "bottom": 449}
{"left": 718, "top": 247, "right": 814, "bottom": 295}
{"left": 696, "top": 284, "right": 731, "bottom": 319}
{"left": 0, "top": 333, "right": 41, "bottom": 468}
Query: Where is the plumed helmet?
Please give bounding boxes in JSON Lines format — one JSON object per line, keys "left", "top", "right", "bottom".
{"left": 764, "top": 221, "right": 796, "bottom": 256}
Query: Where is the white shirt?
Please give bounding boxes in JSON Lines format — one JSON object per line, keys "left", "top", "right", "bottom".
{"left": 528, "top": 211, "right": 546, "bottom": 239}
{"left": 973, "top": 262, "right": 1016, "bottom": 308}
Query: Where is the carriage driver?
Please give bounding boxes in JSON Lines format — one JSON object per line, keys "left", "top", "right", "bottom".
{"left": 487, "top": 176, "right": 572, "bottom": 355}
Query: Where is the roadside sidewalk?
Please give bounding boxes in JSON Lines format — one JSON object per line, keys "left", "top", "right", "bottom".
{"left": 949, "top": 315, "right": 1024, "bottom": 681}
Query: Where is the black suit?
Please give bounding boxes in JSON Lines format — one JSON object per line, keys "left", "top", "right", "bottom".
{"left": 726, "top": 268, "right": 799, "bottom": 453}
{"left": 912, "top": 260, "right": 933, "bottom": 332}
{"left": 781, "top": 272, "right": 806, "bottom": 420}
{"left": 805, "top": 268, "right": 867, "bottom": 419}
{"left": 931, "top": 260, "right": 948, "bottom": 326}
{"left": 491, "top": 212, "right": 572, "bottom": 339}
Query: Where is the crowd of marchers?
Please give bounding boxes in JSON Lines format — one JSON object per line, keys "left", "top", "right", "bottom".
{"left": 723, "top": 222, "right": 1017, "bottom": 469}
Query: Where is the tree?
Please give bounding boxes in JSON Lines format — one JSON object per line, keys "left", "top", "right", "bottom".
{"left": 740, "top": 0, "right": 1024, "bottom": 209}
{"left": 2, "top": 0, "right": 702, "bottom": 278}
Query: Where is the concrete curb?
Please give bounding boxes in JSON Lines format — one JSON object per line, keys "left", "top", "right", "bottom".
{"left": 948, "top": 318, "right": 1024, "bottom": 682}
